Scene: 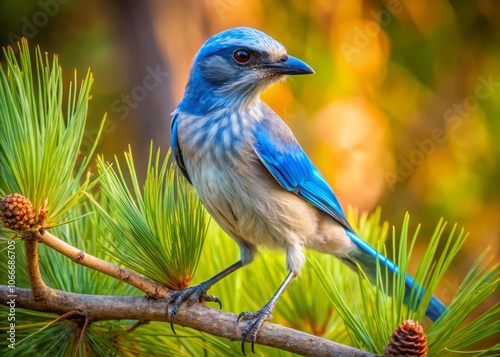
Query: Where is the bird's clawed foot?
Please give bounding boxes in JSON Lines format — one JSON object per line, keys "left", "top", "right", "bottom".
{"left": 237, "top": 304, "right": 274, "bottom": 355}
{"left": 165, "top": 282, "right": 221, "bottom": 334}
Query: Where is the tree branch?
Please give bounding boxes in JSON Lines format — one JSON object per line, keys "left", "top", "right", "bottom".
{"left": 24, "top": 230, "right": 375, "bottom": 355}
{"left": 33, "top": 229, "right": 169, "bottom": 299}
{"left": 24, "top": 236, "right": 49, "bottom": 299}
{"left": 0, "top": 285, "right": 374, "bottom": 357}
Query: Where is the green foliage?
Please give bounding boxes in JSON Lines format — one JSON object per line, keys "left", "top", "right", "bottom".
{"left": 91, "top": 145, "right": 208, "bottom": 290}
{"left": 0, "top": 39, "right": 104, "bottom": 230}
{"left": 311, "top": 211, "right": 500, "bottom": 356}
{"left": 0, "top": 40, "right": 498, "bottom": 357}
{"left": 427, "top": 250, "right": 500, "bottom": 356}
{"left": 0, "top": 207, "right": 140, "bottom": 356}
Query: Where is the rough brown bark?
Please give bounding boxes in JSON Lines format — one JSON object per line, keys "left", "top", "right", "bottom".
{"left": 24, "top": 237, "right": 49, "bottom": 299}
{"left": 5, "top": 229, "right": 377, "bottom": 355}
{"left": 0, "top": 285, "right": 374, "bottom": 357}
{"left": 33, "top": 230, "right": 170, "bottom": 299}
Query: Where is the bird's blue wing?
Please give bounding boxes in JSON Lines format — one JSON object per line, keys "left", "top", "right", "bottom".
{"left": 253, "top": 128, "right": 399, "bottom": 272}
{"left": 253, "top": 119, "right": 446, "bottom": 321}
{"left": 252, "top": 123, "right": 387, "bottom": 263}
{"left": 253, "top": 126, "right": 353, "bottom": 232}
{"left": 171, "top": 113, "right": 192, "bottom": 184}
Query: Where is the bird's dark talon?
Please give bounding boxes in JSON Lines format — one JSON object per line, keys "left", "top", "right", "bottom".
{"left": 237, "top": 308, "right": 272, "bottom": 355}
{"left": 200, "top": 293, "right": 222, "bottom": 309}
{"left": 237, "top": 310, "right": 257, "bottom": 322}
{"left": 170, "top": 314, "right": 177, "bottom": 335}
{"left": 206, "top": 295, "right": 222, "bottom": 309}
{"left": 241, "top": 328, "right": 249, "bottom": 356}
{"left": 165, "top": 285, "right": 221, "bottom": 335}
{"left": 237, "top": 311, "right": 246, "bottom": 323}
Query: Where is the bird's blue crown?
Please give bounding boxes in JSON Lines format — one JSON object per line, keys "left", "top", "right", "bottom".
{"left": 194, "top": 27, "right": 285, "bottom": 62}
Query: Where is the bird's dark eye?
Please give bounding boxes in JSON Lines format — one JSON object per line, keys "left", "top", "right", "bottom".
{"left": 233, "top": 49, "right": 251, "bottom": 64}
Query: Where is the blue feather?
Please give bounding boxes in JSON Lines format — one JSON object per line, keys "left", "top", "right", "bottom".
{"left": 171, "top": 26, "right": 447, "bottom": 324}
{"left": 253, "top": 126, "right": 351, "bottom": 231}
{"left": 171, "top": 113, "right": 191, "bottom": 183}
{"left": 253, "top": 120, "right": 446, "bottom": 321}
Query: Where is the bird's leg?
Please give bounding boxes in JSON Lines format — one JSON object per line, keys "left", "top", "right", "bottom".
{"left": 237, "top": 271, "right": 297, "bottom": 355}
{"left": 166, "top": 260, "right": 244, "bottom": 333}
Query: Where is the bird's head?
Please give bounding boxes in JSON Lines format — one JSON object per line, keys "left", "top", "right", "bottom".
{"left": 179, "top": 27, "right": 314, "bottom": 114}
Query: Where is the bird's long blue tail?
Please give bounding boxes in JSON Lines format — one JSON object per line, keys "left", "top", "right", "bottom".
{"left": 345, "top": 230, "right": 446, "bottom": 321}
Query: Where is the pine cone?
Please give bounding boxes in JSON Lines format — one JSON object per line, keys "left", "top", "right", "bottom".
{"left": 385, "top": 320, "right": 428, "bottom": 357}
{"left": 0, "top": 193, "right": 36, "bottom": 231}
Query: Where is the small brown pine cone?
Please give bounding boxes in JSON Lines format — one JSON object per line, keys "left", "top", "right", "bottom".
{"left": 0, "top": 193, "right": 37, "bottom": 232}
{"left": 384, "top": 320, "right": 428, "bottom": 357}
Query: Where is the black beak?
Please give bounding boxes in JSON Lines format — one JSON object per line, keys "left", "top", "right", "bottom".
{"left": 263, "top": 55, "right": 314, "bottom": 75}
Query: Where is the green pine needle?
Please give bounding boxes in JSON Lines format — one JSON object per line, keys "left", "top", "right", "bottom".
{"left": 91, "top": 144, "right": 208, "bottom": 289}
{"left": 0, "top": 203, "right": 139, "bottom": 355}
{"left": 427, "top": 249, "right": 500, "bottom": 355}
{"left": 311, "top": 211, "right": 499, "bottom": 355}
{"left": 0, "top": 39, "right": 105, "bottom": 229}
{"left": 1, "top": 39, "right": 497, "bottom": 357}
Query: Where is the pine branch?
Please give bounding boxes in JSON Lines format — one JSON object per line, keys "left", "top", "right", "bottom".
{"left": 8, "top": 223, "right": 376, "bottom": 356}
{"left": 24, "top": 236, "right": 49, "bottom": 299}
{"left": 33, "top": 229, "right": 170, "bottom": 299}
{"left": 0, "top": 285, "right": 375, "bottom": 357}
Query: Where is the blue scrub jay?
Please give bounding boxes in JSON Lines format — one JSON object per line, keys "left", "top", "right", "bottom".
{"left": 169, "top": 27, "right": 446, "bottom": 354}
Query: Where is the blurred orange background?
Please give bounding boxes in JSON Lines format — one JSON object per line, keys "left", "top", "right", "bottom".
{"left": 1, "top": 0, "right": 499, "bottom": 305}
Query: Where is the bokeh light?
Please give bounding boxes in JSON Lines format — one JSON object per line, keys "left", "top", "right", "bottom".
{"left": 1, "top": 0, "right": 498, "bottom": 311}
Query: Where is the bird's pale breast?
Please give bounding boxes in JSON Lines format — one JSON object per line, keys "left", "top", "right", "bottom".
{"left": 177, "top": 112, "right": 318, "bottom": 253}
